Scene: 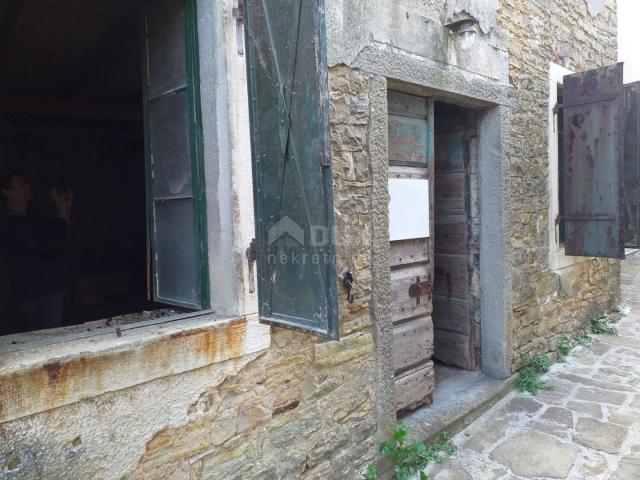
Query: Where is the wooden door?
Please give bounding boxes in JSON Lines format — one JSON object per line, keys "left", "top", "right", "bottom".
{"left": 433, "top": 113, "right": 474, "bottom": 369}
{"left": 388, "top": 91, "right": 435, "bottom": 412}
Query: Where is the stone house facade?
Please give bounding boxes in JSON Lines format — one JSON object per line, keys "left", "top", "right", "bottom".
{"left": 0, "top": 0, "right": 623, "bottom": 479}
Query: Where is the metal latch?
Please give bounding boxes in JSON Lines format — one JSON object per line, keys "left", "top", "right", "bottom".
{"left": 408, "top": 274, "right": 432, "bottom": 304}
{"left": 246, "top": 238, "right": 256, "bottom": 293}
{"left": 340, "top": 267, "right": 354, "bottom": 304}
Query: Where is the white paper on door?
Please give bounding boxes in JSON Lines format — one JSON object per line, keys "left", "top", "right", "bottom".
{"left": 388, "top": 178, "right": 430, "bottom": 241}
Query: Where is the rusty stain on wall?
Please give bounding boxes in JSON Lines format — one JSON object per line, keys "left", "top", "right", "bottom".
{"left": 0, "top": 317, "right": 252, "bottom": 423}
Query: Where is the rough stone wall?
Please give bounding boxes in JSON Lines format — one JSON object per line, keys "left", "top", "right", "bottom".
{"left": 499, "top": 0, "right": 621, "bottom": 369}
{"left": 0, "top": 67, "right": 382, "bottom": 480}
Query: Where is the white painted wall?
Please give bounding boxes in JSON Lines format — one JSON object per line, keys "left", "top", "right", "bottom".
{"left": 619, "top": 0, "right": 640, "bottom": 83}
{"left": 198, "top": 0, "right": 258, "bottom": 316}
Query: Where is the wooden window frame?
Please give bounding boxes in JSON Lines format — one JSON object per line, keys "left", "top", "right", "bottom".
{"left": 142, "top": 0, "right": 211, "bottom": 310}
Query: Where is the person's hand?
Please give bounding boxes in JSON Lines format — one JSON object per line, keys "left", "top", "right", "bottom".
{"left": 51, "top": 186, "right": 72, "bottom": 223}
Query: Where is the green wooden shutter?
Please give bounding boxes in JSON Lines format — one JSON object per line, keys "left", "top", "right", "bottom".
{"left": 244, "top": 0, "right": 338, "bottom": 338}
{"left": 142, "top": 0, "right": 209, "bottom": 309}
{"left": 562, "top": 63, "right": 626, "bottom": 259}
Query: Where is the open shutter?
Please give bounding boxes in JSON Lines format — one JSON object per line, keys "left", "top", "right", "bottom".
{"left": 142, "top": 0, "right": 208, "bottom": 309}
{"left": 624, "top": 82, "right": 640, "bottom": 247}
{"left": 244, "top": 0, "right": 338, "bottom": 338}
{"left": 562, "top": 63, "right": 625, "bottom": 259}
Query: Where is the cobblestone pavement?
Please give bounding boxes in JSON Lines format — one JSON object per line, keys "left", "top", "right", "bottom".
{"left": 421, "top": 252, "right": 640, "bottom": 480}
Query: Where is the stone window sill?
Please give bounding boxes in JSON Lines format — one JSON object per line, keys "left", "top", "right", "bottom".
{"left": 550, "top": 246, "right": 592, "bottom": 272}
{"left": 0, "top": 313, "right": 271, "bottom": 423}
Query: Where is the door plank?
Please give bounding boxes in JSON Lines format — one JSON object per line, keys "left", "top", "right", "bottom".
{"left": 392, "top": 316, "right": 434, "bottom": 373}
{"left": 394, "top": 361, "right": 435, "bottom": 412}
{"left": 433, "top": 253, "right": 468, "bottom": 299}
{"left": 434, "top": 216, "right": 466, "bottom": 255}
{"left": 435, "top": 132, "right": 465, "bottom": 172}
{"left": 433, "top": 330, "right": 473, "bottom": 368}
{"left": 390, "top": 264, "right": 432, "bottom": 322}
{"left": 390, "top": 238, "right": 429, "bottom": 267}
{"left": 388, "top": 164, "right": 429, "bottom": 180}
{"left": 434, "top": 173, "right": 465, "bottom": 215}
{"left": 432, "top": 296, "right": 470, "bottom": 335}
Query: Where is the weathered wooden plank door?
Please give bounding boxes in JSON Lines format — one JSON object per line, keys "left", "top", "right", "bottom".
{"left": 388, "top": 91, "right": 435, "bottom": 412}
{"left": 433, "top": 112, "right": 474, "bottom": 370}
{"left": 624, "top": 82, "right": 640, "bottom": 247}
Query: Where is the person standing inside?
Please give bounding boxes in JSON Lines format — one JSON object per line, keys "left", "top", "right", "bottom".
{"left": 0, "top": 172, "right": 73, "bottom": 331}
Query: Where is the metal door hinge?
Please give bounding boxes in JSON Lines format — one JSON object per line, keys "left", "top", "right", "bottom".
{"left": 246, "top": 238, "right": 256, "bottom": 293}
{"left": 233, "top": 0, "right": 245, "bottom": 56}
{"left": 246, "top": 238, "right": 257, "bottom": 261}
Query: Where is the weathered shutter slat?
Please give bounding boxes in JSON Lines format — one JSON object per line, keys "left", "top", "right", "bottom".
{"left": 562, "top": 63, "right": 625, "bottom": 259}
{"left": 143, "top": 0, "right": 207, "bottom": 309}
{"left": 624, "top": 82, "right": 640, "bottom": 247}
{"left": 244, "top": 0, "right": 338, "bottom": 337}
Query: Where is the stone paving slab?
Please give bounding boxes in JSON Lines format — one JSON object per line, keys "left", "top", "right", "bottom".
{"left": 418, "top": 253, "right": 640, "bottom": 480}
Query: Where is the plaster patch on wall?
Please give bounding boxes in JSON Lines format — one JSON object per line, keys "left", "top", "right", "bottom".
{"left": 446, "top": 0, "right": 498, "bottom": 34}
{"left": 585, "top": 0, "right": 605, "bottom": 17}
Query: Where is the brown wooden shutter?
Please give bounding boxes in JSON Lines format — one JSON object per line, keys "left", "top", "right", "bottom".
{"left": 624, "top": 82, "right": 640, "bottom": 247}
{"left": 562, "top": 63, "right": 625, "bottom": 259}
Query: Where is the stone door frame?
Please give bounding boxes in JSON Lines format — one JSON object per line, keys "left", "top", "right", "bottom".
{"left": 367, "top": 69, "right": 513, "bottom": 382}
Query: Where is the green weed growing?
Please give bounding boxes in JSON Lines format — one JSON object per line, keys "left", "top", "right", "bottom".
{"left": 555, "top": 336, "right": 572, "bottom": 362}
{"left": 366, "top": 422, "right": 456, "bottom": 480}
{"left": 590, "top": 317, "right": 618, "bottom": 335}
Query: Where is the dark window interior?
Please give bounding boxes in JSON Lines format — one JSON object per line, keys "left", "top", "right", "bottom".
{"left": 0, "top": 0, "right": 177, "bottom": 335}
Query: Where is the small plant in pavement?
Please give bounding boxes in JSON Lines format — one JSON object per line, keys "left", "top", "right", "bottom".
{"left": 516, "top": 354, "right": 554, "bottom": 395}
{"left": 590, "top": 317, "right": 618, "bottom": 335}
{"left": 556, "top": 336, "right": 572, "bottom": 362}
{"left": 577, "top": 333, "right": 594, "bottom": 346}
{"left": 516, "top": 366, "right": 554, "bottom": 394}
{"left": 529, "top": 354, "right": 551, "bottom": 373}
{"left": 366, "top": 422, "right": 456, "bottom": 480}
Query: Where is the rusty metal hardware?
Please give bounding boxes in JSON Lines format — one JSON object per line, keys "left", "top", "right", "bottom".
{"left": 233, "top": 0, "right": 245, "bottom": 56}
{"left": 246, "top": 238, "right": 257, "bottom": 261}
{"left": 408, "top": 274, "right": 432, "bottom": 305}
{"left": 246, "top": 238, "right": 257, "bottom": 293}
{"left": 232, "top": 0, "right": 244, "bottom": 21}
{"left": 342, "top": 270, "right": 354, "bottom": 304}
{"left": 408, "top": 280, "right": 432, "bottom": 297}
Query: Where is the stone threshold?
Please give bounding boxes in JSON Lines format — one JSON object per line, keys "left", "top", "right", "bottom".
{"left": 401, "top": 364, "right": 517, "bottom": 443}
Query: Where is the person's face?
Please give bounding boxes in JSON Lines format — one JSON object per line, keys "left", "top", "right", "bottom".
{"left": 2, "top": 175, "right": 32, "bottom": 205}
